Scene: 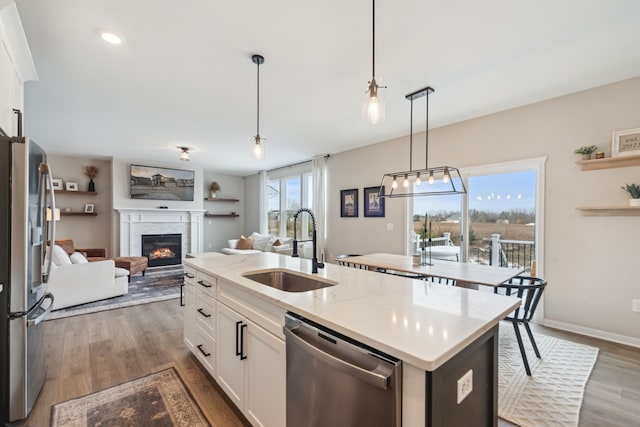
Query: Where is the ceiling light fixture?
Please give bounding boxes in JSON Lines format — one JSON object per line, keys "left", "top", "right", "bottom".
{"left": 179, "top": 146, "right": 190, "bottom": 161}
{"left": 379, "top": 86, "right": 466, "bottom": 198}
{"left": 99, "top": 31, "right": 124, "bottom": 45}
{"left": 362, "top": 0, "right": 386, "bottom": 124}
{"left": 251, "top": 54, "right": 266, "bottom": 159}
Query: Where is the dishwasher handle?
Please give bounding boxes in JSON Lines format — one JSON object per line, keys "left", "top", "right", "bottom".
{"left": 283, "top": 325, "right": 391, "bottom": 390}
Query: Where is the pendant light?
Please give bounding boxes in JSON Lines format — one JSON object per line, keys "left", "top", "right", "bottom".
{"left": 379, "top": 86, "right": 466, "bottom": 198}
{"left": 363, "top": 0, "right": 386, "bottom": 124}
{"left": 251, "top": 54, "right": 266, "bottom": 159}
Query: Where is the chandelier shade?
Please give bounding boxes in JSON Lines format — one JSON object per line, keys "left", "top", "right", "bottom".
{"left": 379, "top": 86, "right": 467, "bottom": 198}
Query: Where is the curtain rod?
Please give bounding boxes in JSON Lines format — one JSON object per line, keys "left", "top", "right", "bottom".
{"left": 265, "top": 154, "right": 330, "bottom": 174}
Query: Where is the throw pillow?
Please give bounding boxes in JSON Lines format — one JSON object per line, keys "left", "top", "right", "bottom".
{"left": 51, "top": 245, "right": 72, "bottom": 266}
{"left": 250, "top": 232, "right": 271, "bottom": 251}
{"left": 272, "top": 239, "right": 281, "bottom": 247}
{"left": 236, "top": 235, "right": 253, "bottom": 250}
{"left": 69, "top": 252, "right": 89, "bottom": 264}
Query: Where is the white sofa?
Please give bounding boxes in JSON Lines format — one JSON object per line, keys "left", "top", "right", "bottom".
{"left": 46, "top": 245, "right": 129, "bottom": 310}
{"left": 221, "top": 232, "right": 312, "bottom": 259}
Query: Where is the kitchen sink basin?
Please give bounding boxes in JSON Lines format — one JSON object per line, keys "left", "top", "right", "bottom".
{"left": 242, "top": 269, "right": 337, "bottom": 292}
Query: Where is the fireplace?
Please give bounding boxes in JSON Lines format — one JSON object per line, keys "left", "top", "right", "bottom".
{"left": 142, "top": 233, "right": 182, "bottom": 267}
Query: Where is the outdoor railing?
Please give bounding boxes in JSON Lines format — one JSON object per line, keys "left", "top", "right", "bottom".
{"left": 489, "top": 234, "right": 535, "bottom": 271}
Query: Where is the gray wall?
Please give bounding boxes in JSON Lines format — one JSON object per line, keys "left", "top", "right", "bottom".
{"left": 244, "top": 173, "right": 261, "bottom": 234}
{"left": 202, "top": 171, "right": 245, "bottom": 251}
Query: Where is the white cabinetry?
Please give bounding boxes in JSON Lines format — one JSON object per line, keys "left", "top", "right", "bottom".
{"left": 183, "top": 267, "right": 216, "bottom": 377}
{"left": 184, "top": 268, "right": 286, "bottom": 427}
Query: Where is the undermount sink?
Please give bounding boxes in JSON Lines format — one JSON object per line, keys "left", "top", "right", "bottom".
{"left": 242, "top": 269, "right": 337, "bottom": 292}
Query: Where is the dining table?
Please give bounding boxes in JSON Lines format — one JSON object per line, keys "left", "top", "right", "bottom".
{"left": 340, "top": 253, "right": 525, "bottom": 288}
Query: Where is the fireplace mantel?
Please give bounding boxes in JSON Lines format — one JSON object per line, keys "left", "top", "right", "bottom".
{"left": 116, "top": 208, "right": 205, "bottom": 258}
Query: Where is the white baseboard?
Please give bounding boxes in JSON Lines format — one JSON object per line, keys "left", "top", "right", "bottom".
{"left": 543, "top": 318, "right": 640, "bottom": 349}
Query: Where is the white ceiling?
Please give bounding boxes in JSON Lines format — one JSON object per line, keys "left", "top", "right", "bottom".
{"left": 15, "top": 0, "right": 640, "bottom": 175}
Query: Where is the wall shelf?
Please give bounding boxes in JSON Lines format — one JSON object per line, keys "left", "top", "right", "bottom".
{"left": 205, "top": 213, "right": 239, "bottom": 218}
{"left": 55, "top": 190, "right": 97, "bottom": 196}
{"left": 575, "top": 155, "right": 640, "bottom": 171}
{"left": 204, "top": 197, "right": 239, "bottom": 202}
{"left": 576, "top": 206, "right": 640, "bottom": 216}
{"left": 60, "top": 212, "right": 98, "bottom": 217}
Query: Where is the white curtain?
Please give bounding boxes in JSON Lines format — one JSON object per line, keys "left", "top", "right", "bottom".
{"left": 259, "top": 170, "right": 267, "bottom": 234}
{"left": 312, "top": 156, "right": 327, "bottom": 262}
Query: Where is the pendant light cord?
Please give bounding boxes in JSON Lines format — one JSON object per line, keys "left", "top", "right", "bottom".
{"left": 409, "top": 98, "right": 413, "bottom": 171}
{"left": 372, "top": 0, "right": 375, "bottom": 79}
{"left": 256, "top": 61, "right": 260, "bottom": 136}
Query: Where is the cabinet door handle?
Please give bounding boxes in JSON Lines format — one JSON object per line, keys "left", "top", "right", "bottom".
{"left": 197, "top": 280, "right": 212, "bottom": 288}
{"left": 197, "top": 308, "right": 211, "bottom": 318}
{"left": 240, "top": 323, "right": 248, "bottom": 360}
{"left": 235, "top": 320, "right": 243, "bottom": 356}
{"left": 197, "top": 344, "right": 211, "bottom": 357}
{"left": 184, "top": 272, "right": 195, "bottom": 279}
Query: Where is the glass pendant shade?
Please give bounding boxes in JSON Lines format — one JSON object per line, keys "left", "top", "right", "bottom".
{"left": 252, "top": 136, "right": 265, "bottom": 159}
{"left": 363, "top": 79, "right": 385, "bottom": 124}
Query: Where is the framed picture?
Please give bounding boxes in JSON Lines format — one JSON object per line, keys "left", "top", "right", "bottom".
{"left": 340, "top": 188, "right": 358, "bottom": 217}
{"left": 364, "top": 186, "right": 385, "bottom": 217}
{"left": 65, "top": 181, "right": 79, "bottom": 191}
{"left": 49, "top": 178, "right": 63, "bottom": 191}
{"left": 84, "top": 203, "right": 95, "bottom": 214}
{"left": 612, "top": 128, "right": 640, "bottom": 157}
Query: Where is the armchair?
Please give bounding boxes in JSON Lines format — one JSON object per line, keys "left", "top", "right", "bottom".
{"left": 47, "top": 245, "right": 128, "bottom": 310}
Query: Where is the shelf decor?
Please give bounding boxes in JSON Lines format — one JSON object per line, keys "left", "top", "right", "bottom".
{"left": 621, "top": 183, "right": 640, "bottom": 206}
{"left": 84, "top": 165, "right": 98, "bottom": 192}
{"left": 84, "top": 203, "right": 95, "bottom": 213}
{"left": 209, "top": 181, "right": 221, "bottom": 198}
{"left": 612, "top": 128, "right": 640, "bottom": 157}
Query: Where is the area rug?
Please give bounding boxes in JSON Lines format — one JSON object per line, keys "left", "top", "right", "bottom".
{"left": 51, "top": 367, "right": 209, "bottom": 426}
{"left": 498, "top": 324, "right": 599, "bottom": 427}
{"left": 46, "top": 268, "right": 183, "bottom": 320}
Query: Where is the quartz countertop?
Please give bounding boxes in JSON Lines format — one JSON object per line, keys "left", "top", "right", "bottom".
{"left": 184, "top": 252, "right": 520, "bottom": 371}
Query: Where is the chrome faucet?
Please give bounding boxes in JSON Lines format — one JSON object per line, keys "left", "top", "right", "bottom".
{"left": 292, "top": 208, "right": 325, "bottom": 273}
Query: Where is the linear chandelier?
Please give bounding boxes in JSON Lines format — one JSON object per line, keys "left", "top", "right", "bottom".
{"left": 379, "top": 86, "right": 466, "bottom": 198}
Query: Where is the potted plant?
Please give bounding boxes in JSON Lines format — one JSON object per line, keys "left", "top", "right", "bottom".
{"left": 621, "top": 183, "right": 640, "bottom": 206}
{"left": 209, "top": 181, "right": 221, "bottom": 198}
{"left": 573, "top": 145, "right": 598, "bottom": 160}
{"left": 84, "top": 165, "right": 98, "bottom": 192}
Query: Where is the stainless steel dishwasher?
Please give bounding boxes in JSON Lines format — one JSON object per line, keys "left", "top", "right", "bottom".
{"left": 284, "top": 312, "right": 402, "bottom": 427}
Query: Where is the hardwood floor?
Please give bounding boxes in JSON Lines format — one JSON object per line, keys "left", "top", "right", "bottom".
{"left": 15, "top": 299, "right": 247, "bottom": 427}
{"left": 14, "top": 299, "right": 640, "bottom": 426}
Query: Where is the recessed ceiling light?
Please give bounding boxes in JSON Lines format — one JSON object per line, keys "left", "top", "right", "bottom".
{"left": 99, "top": 31, "right": 124, "bottom": 45}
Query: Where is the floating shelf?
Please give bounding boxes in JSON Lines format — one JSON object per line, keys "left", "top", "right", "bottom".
{"left": 55, "top": 190, "right": 98, "bottom": 196}
{"left": 576, "top": 206, "right": 640, "bottom": 216}
{"left": 204, "top": 198, "right": 239, "bottom": 202}
{"left": 575, "top": 155, "right": 640, "bottom": 171}
{"left": 205, "top": 213, "right": 239, "bottom": 218}
{"left": 60, "top": 212, "right": 98, "bottom": 217}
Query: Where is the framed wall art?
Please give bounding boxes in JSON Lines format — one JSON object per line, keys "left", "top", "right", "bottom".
{"left": 364, "top": 186, "right": 385, "bottom": 217}
{"left": 612, "top": 128, "right": 640, "bottom": 157}
{"left": 340, "top": 188, "right": 358, "bottom": 217}
{"left": 65, "top": 181, "right": 78, "bottom": 191}
{"left": 84, "top": 203, "right": 95, "bottom": 214}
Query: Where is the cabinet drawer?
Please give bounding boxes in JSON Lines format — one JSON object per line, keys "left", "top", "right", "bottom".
{"left": 195, "top": 270, "right": 217, "bottom": 297}
{"left": 195, "top": 293, "right": 216, "bottom": 338}
{"left": 194, "top": 327, "right": 216, "bottom": 376}
{"left": 183, "top": 266, "right": 197, "bottom": 286}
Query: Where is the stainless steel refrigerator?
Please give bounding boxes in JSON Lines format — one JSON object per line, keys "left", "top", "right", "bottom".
{"left": 1, "top": 131, "right": 56, "bottom": 423}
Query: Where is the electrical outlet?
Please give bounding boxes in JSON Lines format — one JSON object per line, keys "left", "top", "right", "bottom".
{"left": 632, "top": 299, "right": 640, "bottom": 313}
{"left": 386, "top": 223, "right": 394, "bottom": 230}
{"left": 457, "top": 369, "right": 473, "bottom": 404}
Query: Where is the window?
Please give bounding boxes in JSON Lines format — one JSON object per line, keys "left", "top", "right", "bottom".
{"left": 267, "top": 163, "right": 313, "bottom": 239}
{"left": 408, "top": 158, "right": 545, "bottom": 274}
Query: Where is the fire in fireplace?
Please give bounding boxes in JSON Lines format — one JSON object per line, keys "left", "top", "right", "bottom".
{"left": 141, "top": 233, "right": 182, "bottom": 267}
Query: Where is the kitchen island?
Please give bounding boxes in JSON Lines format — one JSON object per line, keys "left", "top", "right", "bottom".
{"left": 183, "top": 252, "right": 520, "bottom": 426}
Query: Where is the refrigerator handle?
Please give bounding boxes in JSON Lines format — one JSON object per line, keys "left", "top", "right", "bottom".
{"left": 27, "top": 293, "right": 54, "bottom": 327}
{"left": 39, "top": 163, "right": 56, "bottom": 283}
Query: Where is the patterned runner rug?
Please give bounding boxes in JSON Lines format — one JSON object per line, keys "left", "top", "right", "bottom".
{"left": 47, "top": 267, "right": 183, "bottom": 320}
{"left": 51, "top": 367, "right": 209, "bottom": 426}
{"left": 498, "top": 324, "right": 599, "bottom": 426}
